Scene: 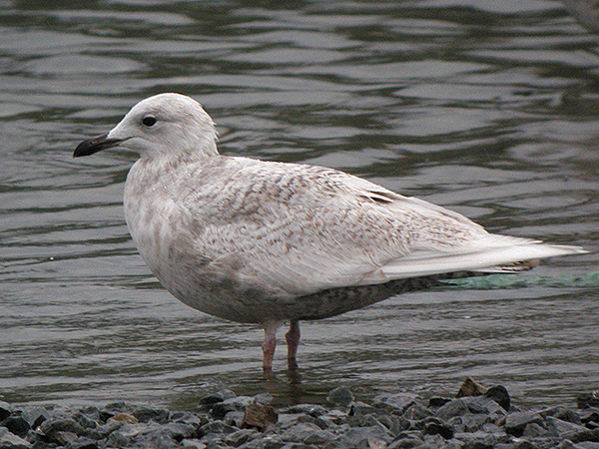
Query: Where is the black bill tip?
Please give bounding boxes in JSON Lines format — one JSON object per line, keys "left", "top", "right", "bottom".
{"left": 73, "top": 133, "right": 122, "bottom": 158}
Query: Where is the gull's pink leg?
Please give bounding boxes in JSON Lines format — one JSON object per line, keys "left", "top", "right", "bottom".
{"left": 285, "top": 320, "right": 300, "bottom": 369}
{"left": 262, "top": 322, "right": 280, "bottom": 372}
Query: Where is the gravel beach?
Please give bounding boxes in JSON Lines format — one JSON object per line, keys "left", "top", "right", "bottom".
{"left": 1, "top": 380, "right": 598, "bottom": 449}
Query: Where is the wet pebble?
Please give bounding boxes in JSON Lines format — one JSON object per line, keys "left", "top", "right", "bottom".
{"left": 1, "top": 381, "right": 599, "bottom": 448}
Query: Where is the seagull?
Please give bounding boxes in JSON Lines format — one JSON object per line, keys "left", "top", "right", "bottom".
{"left": 74, "top": 93, "right": 586, "bottom": 372}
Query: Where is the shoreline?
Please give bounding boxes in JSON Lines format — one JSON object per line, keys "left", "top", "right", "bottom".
{"left": 1, "top": 380, "right": 598, "bottom": 449}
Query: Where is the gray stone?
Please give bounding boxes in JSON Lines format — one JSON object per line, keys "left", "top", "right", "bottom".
{"left": 464, "top": 395, "right": 506, "bottom": 416}
{"left": 522, "top": 422, "right": 549, "bottom": 437}
{"left": 253, "top": 393, "right": 273, "bottom": 405}
{"left": 401, "top": 402, "right": 431, "bottom": 420}
{"left": 65, "top": 437, "right": 99, "bottom": 449}
{"left": 579, "top": 443, "right": 599, "bottom": 449}
{"left": 211, "top": 396, "right": 252, "bottom": 420}
{"left": 280, "top": 404, "right": 328, "bottom": 417}
{"left": 327, "top": 387, "right": 354, "bottom": 408}
{"left": 340, "top": 425, "right": 393, "bottom": 448}
{"left": 19, "top": 408, "right": 48, "bottom": 429}
{"left": 171, "top": 411, "right": 205, "bottom": 427}
{"left": 540, "top": 407, "right": 582, "bottom": 425}
{"left": 449, "top": 413, "right": 489, "bottom": 433}
{"left": 557, "top": 441, "right": 585, "bottom": 449}
{"left": 454, "top": 430, "right": 512, "bottom": 449}
{"left": 0, "top": 426, "right": 31, "bottom": 449}
{"left": 224, "top": 410, "right": 245, "bottom": 427}
{"left": 437, "top": 399, "right": 470, "bottom": 421}
{"left": 198, "top": 420, "right": 238, "bottom": 436}
{"left": 225, "top": 429, "right": 259, "bottom": 446}
{"left": 547, "top": 417, "right": 588, "bottom": 439}
{"left": 570, "top": 427, "right": 599, "bottom": 443}
{"left": 39, "top": 417, "right": 88, "bottom": 443}
{"left": 280, "top": 422, "right": 335, "bottom": 445}
{"left": 387, "top": 434, "right": 423, "bottom": 449}
{"left": 504, "top": 412, "right": 544, "bottom": 437}
{"left": 181, "top": 439, "right": 207, "bottom": 449}
{"left": 373, "top": 394, "right": 417, "bottom": 414}
{"left": 320, "top": 409, "right": 347, "bottom": 426}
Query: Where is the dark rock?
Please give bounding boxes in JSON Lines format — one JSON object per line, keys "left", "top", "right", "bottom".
{"left": 522, "top": 421, "right": 549, "bottom": 437}
{"left": 578, "top": 392, "right": 599, "bottom": 409}
{"left": 581, "top": 409, "right": 599, "bottom": 427}
{"left": 209, "top": 397, "right": 251, "bottom": 421}
{"left": 199, "top": 394, "right": 224, "bottom": 406}
{"left": 106, "top": 422, "right": 146, "bottom": 447}
{"left": 3, "top": 416, "right": 30, "bottom": 439}
{"left": 327, "top": 386, "right": 354, "bottom": 408}
{"left": 0, "top": 403, "right": 11, "bottom": 422}
{"left": 401, "top": 402, "right": 431, "bottom": 420}
{"left": 349, "top": 401, "right": 378, "bottom": 418}
{"left": 454, "top": 429, "right": 512, "bottom": 449}
{"left": 429, "top": 397, "right": 451, "bottom": 408}
{"left": 132, "top": 405, "right": 170, "bottom": 424}
{"left": 66, "top": 437, "right": 100, "bottom": 449}
{"left": 437, "top": 398, "right": 470, "bottom": 421}
{"left": 571, "top": 427, "right": 599, "bottom": 443}
{"left": 39, "top": 417, "right": 88, "bottom": 443}
{"left": 242, "top": 403, "right": 277, "bottom": 430}
{"left": 512, "top": 442, "right": 536, "bottom": 449}
{"left": 423, "top": 421, "right": 454, "bottom": 439}
{"left": 52, "top": 430, "right": 78, "bottom": 446}
{"left": 162, "top": 421, "right": 197, "bottom": 441}
{"left": 171, "top": 411, "right": 205, "bottom": 428}
{"left": 224, "top": 428, "right": 259, "bottom": 446}
{"left": 198, "top": 420, "right": 238, "bottom": 437}
{"left": 387, "top": 433, "right": 423, "bottom": 449}
{"left": 86, "top": 419, "right": 123, "bottom": 440}
{"left": 504, "top": 411, "right": 544, "bottom": 437}
{"left": 72, "top": 411, "right": 99, "bottom": 430}
{"left": 457, "top": 377, "right": 486, "bottom": 398}
{"left": 540, "top": 406, "right": 582, "bottom": 425}
{"left": 30, "top": 442, "right": 56, "bottom": 449}
{"left": 484, "top": 385, "right": 510, "bottom": 411}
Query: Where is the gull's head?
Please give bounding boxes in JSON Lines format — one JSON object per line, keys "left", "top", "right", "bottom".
{"left": 74, "top": 93, "right": 218, "bottom": 159}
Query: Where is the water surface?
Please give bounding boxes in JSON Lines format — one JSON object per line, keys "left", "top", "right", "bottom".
{"left": 0, "top": 0, "right": 597, "bottom": 410}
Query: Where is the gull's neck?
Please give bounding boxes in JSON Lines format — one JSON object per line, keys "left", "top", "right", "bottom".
{"left": 140, "top": 137, "right": 220, "bottom": 164}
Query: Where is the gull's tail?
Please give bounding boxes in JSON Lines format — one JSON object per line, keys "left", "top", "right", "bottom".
{"left": 379, "top": 236, "right": 587, "bottom": 280}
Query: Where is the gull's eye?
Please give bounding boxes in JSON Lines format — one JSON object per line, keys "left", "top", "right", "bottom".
{"left": 142, "top": 115, "right": 157, "bottom": 127}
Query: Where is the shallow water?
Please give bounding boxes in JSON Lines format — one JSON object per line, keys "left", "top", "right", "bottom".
{"left": 0, "top": 0, "right": 597, "bottom": 410}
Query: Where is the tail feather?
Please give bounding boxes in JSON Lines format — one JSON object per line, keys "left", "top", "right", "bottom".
{"left": 378, "top": 241, "right": 587, "bottom": 281}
